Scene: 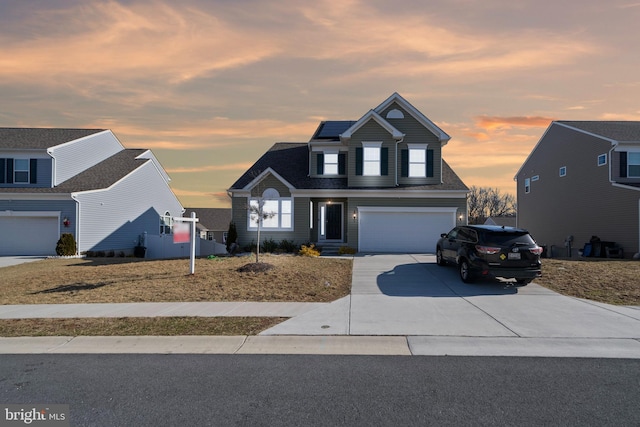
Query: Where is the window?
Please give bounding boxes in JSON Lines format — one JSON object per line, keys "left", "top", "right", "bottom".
{"left": 559, "top": 166, "right": 567, "bottom": 177}
{"left": 598, "top": 154, "right": 607, "bottom": 166}
{"left": 532, "top": 175, "right": 539, "bottom": 181}
{"left": 14, "top": 159, "right": 29, "bottom": 183}
{"left": 223, "top": 231, "right": 228, "bottom": 243}
{"left": 324, "top": 153, "right": 339, "bottom": 175}
{"left": 524, "top": 178, "right": 531, "bottom": 194}
{"left": 249, "top": 188, "right": 293, "bottom": 230}
{"left": 160, "top": 211, "right": 172, "bottom": 234}
{"left": 363, "top": 143, "right": 381, "bottom": 176}
{"left": 629, "top": 153, "right": 640, "bottom": 178}
{"left": 408, "top": 145, "right": 427, "bottom": 177}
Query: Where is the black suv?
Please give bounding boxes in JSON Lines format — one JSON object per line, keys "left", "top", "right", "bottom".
{"left": 436, "top": 225, "right": 542, "bottom": 284}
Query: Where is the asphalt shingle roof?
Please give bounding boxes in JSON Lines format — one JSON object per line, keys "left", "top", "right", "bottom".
{"left": 558, "top": 121, "right": 640, "bottom": 142}
{"left": 183, "top": 208, "right": 232, "bottom": 231}
{"left": 0, "top": 128, "right": 106, "bottom": 149}
{"left": 0, "top": 149, "right": 148, "bottom": 193}
{"left": 229, "top": 142, "right": 468, "bottom": 191}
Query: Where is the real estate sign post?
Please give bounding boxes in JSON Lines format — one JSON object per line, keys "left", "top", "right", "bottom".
{"left": 173, "top": 212, "right": 199, "bottom": 274}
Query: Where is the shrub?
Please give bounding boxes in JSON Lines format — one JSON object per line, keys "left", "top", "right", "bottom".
{"left": 226, "top": 221, "right": 238, "bottom": 253}
{"left": 299, "top": 244, "right": 320, "bottom": 257}
{"left": 55, "top": 233, "right": 77, "bottom": 256}
{"left": 261, "top": 238, "right": 279, "bottom": 253}
{"left": 338, "top": 246, "right": 357, "bottom": 255}
{"left": 279, "top": 239, "right": 297, "bottom": 253}
{"left": 243, "top": 241, "right": 257, "bottom": 253}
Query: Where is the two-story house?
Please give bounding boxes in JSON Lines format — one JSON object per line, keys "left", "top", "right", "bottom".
{"left": 515, "top": 121, "right": 640, "bottom": 258}
{"left": 228, "top": 93, "right": 469, "bottom": 253}
{"left": 0, "top": 128, "right": 183, "bottom": 256}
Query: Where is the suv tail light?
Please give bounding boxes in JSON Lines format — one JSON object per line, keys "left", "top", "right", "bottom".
{"left": 475, "top": 245, "right": 501, "bottom": 255}
{"left": 529, "top": 246, "right": 543, "bottom": 255}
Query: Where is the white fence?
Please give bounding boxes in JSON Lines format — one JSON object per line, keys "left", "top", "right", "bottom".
{"left": 143, "top": 233, "right": 228, "bottom": 259}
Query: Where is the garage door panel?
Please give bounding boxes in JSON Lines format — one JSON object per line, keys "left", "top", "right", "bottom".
{"left": 359, "top": 210, "right": 455, "bottom": 253}
{"left": 0, "top": 216, "right": 59, "bottom": 255}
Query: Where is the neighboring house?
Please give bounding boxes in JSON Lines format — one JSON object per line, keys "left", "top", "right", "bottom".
{"left": 515, "top": 121, "right": 640, "bottom": 257}
{"left": 228, "top": 93, "right": 469, "bottom": 253}
{"left": 0, "top": 128, "right": 183, "bottom": 256}
{"left": 184, "top": 207, "right": 232, "bottom": 243}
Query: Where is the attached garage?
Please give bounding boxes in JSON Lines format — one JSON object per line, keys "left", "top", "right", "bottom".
{"left": 358, "top": 207, "right": 457, "bottom": 253}
{"left": 0, "top": 212, "right": 60, "bottom": 255}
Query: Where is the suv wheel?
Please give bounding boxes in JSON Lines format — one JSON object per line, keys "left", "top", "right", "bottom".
{"left": 436, "top": 248, "right": 446, "bottom": 266}
{"left": 516, "top": 278, "right": 531, "bottom": 286}
{"left": 459, "top": 259, "right": 474, "bottom": 283}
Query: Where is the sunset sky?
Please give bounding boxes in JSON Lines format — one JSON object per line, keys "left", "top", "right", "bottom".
{"left": 2, "top": 0, "right": 640, "bottom": 208}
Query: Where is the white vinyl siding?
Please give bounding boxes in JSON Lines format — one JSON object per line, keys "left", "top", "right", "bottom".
{"left": 73, "top": 161, "right": 182, "bottom": 252}
{"left": 48, "top": 130, "right": 123, "bottom": 185}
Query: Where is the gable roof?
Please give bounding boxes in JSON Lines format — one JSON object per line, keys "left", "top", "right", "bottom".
{"left": 0, "top": 128, "right": 107, "bottom": 150}
{"left": 556, "top": 121, "right": 640, "bottom": 142}
{"left": 374, "top": 92, "right": 451, "bottom": 143}
{"left": 229, "top": 142, "right": 467, "bottom": 192}
{"left": 0, "top": 149, "right": 149, "bottom": 193}
{"left": 340, "top": 110, "right": 405, "bottom": 141}
{"left": 184, "top": 208, "right": 232, "bottom": 231}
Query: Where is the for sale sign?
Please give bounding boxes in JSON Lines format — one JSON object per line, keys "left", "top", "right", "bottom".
{"left": 173, "top": 221, "right": 190, "bottom": 244}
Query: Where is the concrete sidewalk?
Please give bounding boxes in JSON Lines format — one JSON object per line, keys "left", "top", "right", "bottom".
{"left": 1, "top": 254, "right": 640, "bottom": 357}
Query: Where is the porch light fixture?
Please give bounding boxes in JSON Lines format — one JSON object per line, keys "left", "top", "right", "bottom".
{"left": 63, "top": 217, "right": 70, "bottom": 227}
{"left": 352, "top": 210, "right": 357, "bottom": 222}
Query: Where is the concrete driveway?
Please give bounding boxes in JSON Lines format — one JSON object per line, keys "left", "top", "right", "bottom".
{"left": 262, "top": 254, "right": 640, "bottom": 340}
{"left": 0, "top": 256, "right": 46, "bottom": 268}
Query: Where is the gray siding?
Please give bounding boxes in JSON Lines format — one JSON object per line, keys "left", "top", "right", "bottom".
{"left": 250, "top": 174, "right": 292, "bottom": 197}
{"left": 347, "top": 121, "right": 397, "bottom": 188}
{"left": 74, "top": 161, "right": 183, "bottom": 252}
{"left": 232, "top": 195, "right": 311, "bottom": 248}
{"left": 517, "top": 124, "right": 640, "bottom": 256}
{"left": 49, "top": 131, "right": 123, "bottom": 185}
{"left": 346, "top": 197, "right": 467, "bottom": 250}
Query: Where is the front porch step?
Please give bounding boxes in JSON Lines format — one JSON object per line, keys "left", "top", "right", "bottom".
{"left": 317, "top": 243, "right": 344, "bottom": 256}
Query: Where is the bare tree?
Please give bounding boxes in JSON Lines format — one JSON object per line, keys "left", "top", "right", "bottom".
{"left": 246, "top": 171, "right": 277, "bottom": 264}
{"left": 468, "top": 186, "right": 516, "bottom": 224}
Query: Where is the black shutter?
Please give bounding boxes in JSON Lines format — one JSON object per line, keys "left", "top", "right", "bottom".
{"left": 338, "top": 153, "right": 346, "bottom": 175}
{"left": 0, "top": 159, "right": 5, "bottom": 184}
{"left": 6, "top": 158, "right": 13, "bottom": 184}
{"left": 355, "top": 148, "right": 363, "bottom": 176}
{"left": 427, "top": 149, "right": 434, "bottom": 177}
{"left": 401, "top": 149, "right": 408, "bottom": 177}
{"left": 316, "top": 153, "right": 324, "bottom": 175}
{"left": 30, "top": 159, "right": 37, "bottom": 184}
{"left": 381, "top": 147, "right": 388, "bottom": 176}
{"left": 620, "top": 151, "right": 627, "bottom": 178}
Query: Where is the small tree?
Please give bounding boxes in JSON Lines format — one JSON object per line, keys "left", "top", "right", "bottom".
{"left": 226, "top": 221, "right": 238, "bottom": 253}
{"left": 248, "top": 197, "right": 276, "bottom": 263}
{"left": 55, "top": 233, "right": 77, "bottom": 256}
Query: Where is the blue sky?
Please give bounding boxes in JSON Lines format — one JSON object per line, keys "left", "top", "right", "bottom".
{"left": 2, "top": 0, "right": 640, "bottom": 207}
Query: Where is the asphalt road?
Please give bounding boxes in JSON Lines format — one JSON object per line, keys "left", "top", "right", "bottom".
{"left": 1, "top": 355, "right": 639, "bottom": 426}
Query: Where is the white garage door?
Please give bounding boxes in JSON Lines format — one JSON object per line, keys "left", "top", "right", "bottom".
{"left": 358, "top": 207, "right": 457, "bottom": 253}
{"left": 0, "top": 215, "right": 60, "bottom": 256}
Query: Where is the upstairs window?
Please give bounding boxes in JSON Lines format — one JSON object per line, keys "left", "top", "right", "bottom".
{"left": 316, "top": 152, "right": 345, "bottom": 176}
{"left": 559, "top": 166, "right": 567, "bottom": 177}
{"left": 597, "top": 153, "right": 607, "bottom": 166}
{"left": 629, "top": 153, "right": 640, "bottom": 178}
{"left": 401, "top": 147, "right": 434, "bottom": 178}
{"left": 14, "top": 159, "right": 29, "bottom": 183}
{"left": 0, "top": 158, "right": 37, "bottom": 184}
{"left": 363, "top": 143, "right": 381, "bottom": 176}
{"left": 524, "top": 178, "right": 531, "bottom": 194}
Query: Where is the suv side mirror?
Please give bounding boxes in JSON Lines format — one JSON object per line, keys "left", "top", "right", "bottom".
{"left": 441, "top": 233, "right": 447, "bottom": 238}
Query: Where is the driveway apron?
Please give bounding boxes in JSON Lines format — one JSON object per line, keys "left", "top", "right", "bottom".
{"left": 262, "top": 254, "right": 640, "bottom": 338}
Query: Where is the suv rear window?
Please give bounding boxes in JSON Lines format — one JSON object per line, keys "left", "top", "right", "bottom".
{"left": 483, "top": 231, "right": 535, "bottom": 247}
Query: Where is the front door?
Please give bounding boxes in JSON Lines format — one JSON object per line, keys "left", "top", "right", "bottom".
{"left": 319, "top": 203, "right": 343, "bottom": 241}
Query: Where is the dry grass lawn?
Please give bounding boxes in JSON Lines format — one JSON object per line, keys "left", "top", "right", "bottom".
{"left": 0, "top": 254, "right": 352, "bottom": 305}
{"left": 537, "top": 258, "right": 640, "bottom": 305}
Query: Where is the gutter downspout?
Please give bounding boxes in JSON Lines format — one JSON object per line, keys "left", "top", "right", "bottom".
{"left": 72, "top": 194, "right": 80, "bottom": 255}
